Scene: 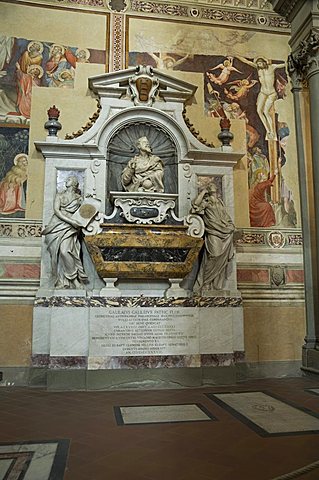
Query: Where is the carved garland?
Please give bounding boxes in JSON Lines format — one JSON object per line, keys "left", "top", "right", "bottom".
{"left": 182, "top": 107, "right": 215, "bottom": 148}
{"left": 65, "top": 99, "right": 102, "bottom": 140}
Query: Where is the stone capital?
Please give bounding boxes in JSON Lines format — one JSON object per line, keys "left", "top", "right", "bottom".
{"left": 287, "top": 53, "right": 304, "bottom": 90}
{"left": 289, "top": 29, "right": 319, "bottom": 83}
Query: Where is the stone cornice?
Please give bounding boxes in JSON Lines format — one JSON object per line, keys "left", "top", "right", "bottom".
{"left": 1, "top": 0, "right": 290, "bottom": 31}
{"left": 270, "top": 0, "right": 303, "bottom": 20}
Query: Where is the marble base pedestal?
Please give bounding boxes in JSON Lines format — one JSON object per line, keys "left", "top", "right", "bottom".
{"left": 302, "top": 347, "right": 319, "bottom": 376}
{"left": 32, "top": 294, "right": 244, "bottom": 390}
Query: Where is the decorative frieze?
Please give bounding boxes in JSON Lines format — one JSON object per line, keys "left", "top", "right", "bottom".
{"left": 129, "top": 0, "right": 289, "bottom": 30}
{"left": 0, "top": 222, "right": 42, "bottom": 238}
{"left": 109, "top": 14, "right": 126, "bottom": 71}
{"left": 236, "top": 229, "right": 302, "bottom": 248}
{"left": 130, "top": 0, "right": 188, "bottom": 16}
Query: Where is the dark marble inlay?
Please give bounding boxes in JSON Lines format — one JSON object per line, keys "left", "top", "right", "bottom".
{"left": 201, "top": 352, "right": 245, "bottom": 367}
{"left": 201, "top": 353, "right": 235, "bottom": 367}
{"left": 234, "top": 351, "right": 245, "bottom": 363}
{"left": 100, "top": 246, "right": 189, "bottom": 262}
{"left": 130, "top": 207, "right": 158, "bottom": 218}
{"left": 35, "top": 297, "right": 88, "bottom": 307}
{"left": 32, "top": 354, "right": 50, "bottom": 367}
{"left": 35, "top": 295, "right": 243, "bottom": 308}
{"left": 99, "top": 354, "right": 199, "bottom": 369}
{"left": 49, "top": 356, "right": 88, "bottom": 369}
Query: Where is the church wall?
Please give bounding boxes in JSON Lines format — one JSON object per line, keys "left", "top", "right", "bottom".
{"left": 0, "top": 305, "right": 33, "bottom": 366}
{"left": 0, "top": 1, "right": 305, "bottom": 384}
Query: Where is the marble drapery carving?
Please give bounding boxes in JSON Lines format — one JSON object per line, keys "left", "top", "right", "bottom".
{"left": 191, "top": 183, "right": 235, "bottom": 292}
{"left": 42, "top": 175, "right": 88, "bottom": 289}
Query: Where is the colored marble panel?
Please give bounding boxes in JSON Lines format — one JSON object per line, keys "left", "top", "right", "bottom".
{"left": 0, "top": 262, "right": 40, "bottom": 279}
{"left": 49, "top": 356, "right": 88, "bottom": 369}
{"left": 34, "top": 295, "right": 243, "bottom": 308}
{"left": 84, "top": 224, "right": 203, "bottom": 279}
{"left": 237, "top": 268, "right": 269, "bottom": 283}
{"left": 88, "top": 354, "right": 201, "bottom": 369}
{"left": 286, "top": 269, "right": 304, "bottom": 283}
{"left": 31, "top": 354, "right": 50, "bottom": 367}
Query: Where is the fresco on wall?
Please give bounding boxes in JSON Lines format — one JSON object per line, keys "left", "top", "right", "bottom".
{"left": 0, "top": 34, "right": 105, "bottom": 124}
{"left": 129, "top": 47, "right": 296, "bottom": 229}
{"left": 0, "top": 126, "right": 29, "bottom": 218}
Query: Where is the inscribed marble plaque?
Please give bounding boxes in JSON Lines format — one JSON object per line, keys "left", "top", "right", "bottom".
{"left": 89, "top": 307, "right": 199, "bottom": 356}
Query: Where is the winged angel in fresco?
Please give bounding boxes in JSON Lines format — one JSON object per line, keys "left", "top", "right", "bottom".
{"left": 206, "top": 57, "right": 242, "bottom": 86}
{"left": 224, "top": 76, "right": 258, "bottom": 101}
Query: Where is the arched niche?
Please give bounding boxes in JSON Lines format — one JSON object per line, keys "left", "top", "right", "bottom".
{"left": 107, "top": 121, "right": 177, "bottom": 194}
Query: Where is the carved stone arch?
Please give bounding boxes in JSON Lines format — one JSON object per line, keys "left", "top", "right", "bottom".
{"left": 96, "top": 106, "right": 191, "bottom": 162}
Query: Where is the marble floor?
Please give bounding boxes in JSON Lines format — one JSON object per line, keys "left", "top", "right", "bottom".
{"left": 1, "top": 377, "right": 319, "bottom": 479}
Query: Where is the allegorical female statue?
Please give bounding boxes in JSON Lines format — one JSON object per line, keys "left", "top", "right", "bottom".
{"left": 121, "top": 136, "right": 164, "bottom": 192}
{"left": 191, "top": 182, "right": 235, "bottom": 292}
{"left": 42, "top": 175, "right": 88, "bottom": 289}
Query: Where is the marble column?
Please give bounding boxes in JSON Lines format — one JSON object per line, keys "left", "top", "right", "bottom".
{"left": 288, "top": 30, "right": 319, "bottom": 370}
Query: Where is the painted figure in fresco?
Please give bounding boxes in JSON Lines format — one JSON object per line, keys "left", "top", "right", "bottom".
{"left": 224, "top": 77, "right": 258, "bottom": 101}
{"left": 206, "top": 57, "right": 241, "bottom": 86}
{"left": 247, "top": 146, "right": 270, "bottom": 188}
{"left": 42, "top": 175, "right": 89, "bottom": 289}
{"left": 121, "top": 136, "right": 164, "bottom": 193}
{"left": 148, "top": 52, "right": 191, "bottom": 70}
{"left": 224, "top": 102, "right": 259, "bottom": 148}
{"left": 57, "top": 69, "right": 75, "bottom": 88}
{"left": 206, "top": 84, "right": 225, "bottom": 118}
{"left": 249, "top": 170, "right": 277, "bottom": 227}
{"left": 18, "top": 41, "right": 43, "bottom": 74}
{"left": 0, "top": 35, "right": 14, "bottom": 73}
{"left": 236, "top": 56, "right": 286, "bottom": 140}
{"left": 0, "top": 153, "right": 28, "bottom": 215}
{"left": 15, "top": 63, "right": 43, "bottom": 118}
{"left": 75, "top": 48, "right": 90, "bottom": 63}
{"left": 45, "top": 44, "right": 70, "bottom": 87}
{"left": 191, "top": 183, "right": 235, "bottom": 292}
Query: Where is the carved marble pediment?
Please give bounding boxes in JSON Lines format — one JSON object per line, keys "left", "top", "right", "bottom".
{"left": 89, "top": 65, "right": 197, "bottom": 103}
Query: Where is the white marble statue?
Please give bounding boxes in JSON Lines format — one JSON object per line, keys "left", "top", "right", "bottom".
{"left": 42, "top": 175, "right": 89, "bottom": 289}
{"left": 191, "top": 182, "right": 235, "bottom": 292}
{"left": 121, "top": 136, "right": 164, "bottom": 192}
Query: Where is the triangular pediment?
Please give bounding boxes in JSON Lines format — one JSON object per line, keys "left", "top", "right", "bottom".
{"left": 88, "top": 65, "right": 197, "bottom": 103}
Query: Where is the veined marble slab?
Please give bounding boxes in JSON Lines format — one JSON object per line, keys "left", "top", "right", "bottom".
{"left": 207, "top": 391, "right": 319, "bottom": 436}
{"left": 0, "top": 440, "right": 69, "bottom": 480}
{"left": 115, "top": 404, "right": 215, "bottom": 425}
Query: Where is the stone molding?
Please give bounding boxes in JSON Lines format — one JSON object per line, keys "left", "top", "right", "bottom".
{"left": 270, "top": 0, "right": 301, "bottom": 19}
{"left": 130, "top": 1, "right": 289, "bottom": 30}
{"left": 5, "top": 0, "right": 289, "bottom": 31}
{"left": 0, "top": 221, "right": 303, "bottom": 246}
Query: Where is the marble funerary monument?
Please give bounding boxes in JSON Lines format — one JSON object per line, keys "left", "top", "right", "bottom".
{"left": 33, "top": 66, "right": 245, "bottom": 389}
